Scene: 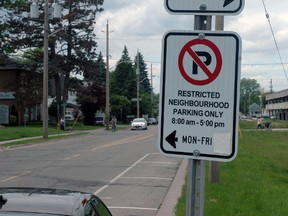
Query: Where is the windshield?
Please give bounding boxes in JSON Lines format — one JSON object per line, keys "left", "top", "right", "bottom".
{"left": 133, "top": 119, "right": 144, "bottom": 122}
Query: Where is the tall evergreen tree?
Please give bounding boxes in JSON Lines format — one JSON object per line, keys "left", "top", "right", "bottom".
{"left": 110, "top": 46, "right": 136, "bottom": 121}
{"left": 110, "top": 46, "right": 136, "bottom": 99}
{"left": 134, "top": 52, "right": 151, "bottom": 94}
{"left": 134, "top": 51, "right": 152, "bottom": 116}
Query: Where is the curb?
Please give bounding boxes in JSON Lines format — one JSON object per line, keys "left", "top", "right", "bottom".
{"left": 156, "top": 158, "right": 188, "bottom": 216}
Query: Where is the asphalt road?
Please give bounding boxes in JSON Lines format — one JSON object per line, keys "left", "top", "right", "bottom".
{"left": 0, "top": 126, "right": 182, "bottom": 216}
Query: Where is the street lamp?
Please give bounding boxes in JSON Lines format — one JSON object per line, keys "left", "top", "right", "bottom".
{"left": 30, "top": 0, "right": 62, "bottom": 139}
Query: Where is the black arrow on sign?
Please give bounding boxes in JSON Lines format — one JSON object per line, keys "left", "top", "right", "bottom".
{"left": 223, "top": 0, "right": 234, "bottom": 7}
{"left": 165, "top": 130, "right": 178, "bottom": 149}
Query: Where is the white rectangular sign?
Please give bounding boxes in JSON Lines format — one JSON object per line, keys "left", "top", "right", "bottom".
{"left": 158, "top": 31, "right": 242, "bottom": 162}
{"left": 165, "top": 0, "right": 245, "bottom": 15}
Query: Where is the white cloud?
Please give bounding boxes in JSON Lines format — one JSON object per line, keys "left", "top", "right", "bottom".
{"left": 95, "top": 0, "right": 288, "bottom": 94}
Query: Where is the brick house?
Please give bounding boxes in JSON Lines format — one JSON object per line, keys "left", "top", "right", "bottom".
{"left": 0, "top": 54, "right": 41, "bottom": 125}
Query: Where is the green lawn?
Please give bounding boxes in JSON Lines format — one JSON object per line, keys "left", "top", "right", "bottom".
{"left": 175, "top": 121, "right": 288, "bottom": 215}
{"left": 0, "top": 124, "right": 104, "bottom": 142}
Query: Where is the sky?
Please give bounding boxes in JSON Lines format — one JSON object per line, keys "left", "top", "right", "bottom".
{"left": 94, "top": 0, "right": 288, "bottom": 94}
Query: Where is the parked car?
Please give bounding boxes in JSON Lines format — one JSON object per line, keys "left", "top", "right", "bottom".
{"left": 0, "top": 187, "right": 112, "bottom": 216}
{"left": 65, "top": 115, "right": 75, "bottom": 122}
{"left": 95, "top": 112, "right": 105, "bottom": 125}
{"left": 131, "top": 118, "right": 148, "bottom": 130}
{"left": 148, "top": 118, "right": 158, "bottom": 125}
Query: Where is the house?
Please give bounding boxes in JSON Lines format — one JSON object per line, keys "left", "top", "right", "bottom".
{"left": 0, "top": 54, "right": 41, "bottom": 125}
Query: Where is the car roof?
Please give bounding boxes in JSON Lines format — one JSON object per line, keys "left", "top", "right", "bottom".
{"left": 0, "top": 188, "right": 92, "bottom": 215}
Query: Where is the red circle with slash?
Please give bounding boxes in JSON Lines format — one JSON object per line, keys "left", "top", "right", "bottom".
{"left": 178, "top": 38, "right": 222, "bottom": 85}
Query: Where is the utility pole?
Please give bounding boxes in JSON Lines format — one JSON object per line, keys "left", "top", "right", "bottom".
{"left": 31, "top": 0, "right": 61, "bottom": 139}
{"left": 209, "top": 15, "right": 224, "bottom": 183}
{"left": 151, "top": 63, "right": 154, "bottom": 118}
{"left": 43, "top": 0, "right": 49, "bottom": 139}
{"left": 136, "top": 51, "right": 140, "bottom": 118}
{"left": 105, "top": 20, "right": 110, "bottom": 130}
{"left": 269, "top": 79, "right": 273, "bottom": 93}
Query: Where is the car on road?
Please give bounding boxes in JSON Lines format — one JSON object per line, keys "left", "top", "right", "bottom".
{"left": 0, "top": 187, "right": 112, "bottom": 216}
{"left": 131, "top": 118, "right": 148, "bottom": 130}
{"left": 147, "top": 118, "right": 158, "bottom": 125}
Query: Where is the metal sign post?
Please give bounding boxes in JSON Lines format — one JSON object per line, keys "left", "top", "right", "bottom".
{"left": 186, "top": 15, "right": 210, "bottom": 216}
{"left": 159, "top": 1, "right": 244, "bottom": 215}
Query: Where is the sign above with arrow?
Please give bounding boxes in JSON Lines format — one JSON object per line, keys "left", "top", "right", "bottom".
{"left": 165, "top": 0, "right": 245, "bottom": 15}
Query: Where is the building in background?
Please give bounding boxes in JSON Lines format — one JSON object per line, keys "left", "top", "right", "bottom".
{"left": 265, "top": 89, "right": 288, "bottom": 120}
{"left": 0, "top": 54, "right": 41, "bottom": 125}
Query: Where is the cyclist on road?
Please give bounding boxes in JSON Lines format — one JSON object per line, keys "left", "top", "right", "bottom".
{"left": 111, "top": 116, "right": 117, "bottom": 132}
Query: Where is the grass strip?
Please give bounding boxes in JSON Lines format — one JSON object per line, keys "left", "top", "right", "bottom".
{"left": 175, "top": 130, "right": 288, "bottom": 215}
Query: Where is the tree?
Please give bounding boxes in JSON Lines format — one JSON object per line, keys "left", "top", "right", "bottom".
{"left": 134, "top": 52, "right": 151, "bottom": 94}
{"left": 0, "top": 0, "right": 20, "bottom": 53}
{"left": 76, "top": 53, "right": 106, "bottom": 125}
{"left": 6, "top": 71, "right": 42, "bottom": 125}
{"left": 110, "top": 95, "right": 131, "bottom": 122}
{"left": 240, "top": 78, "right": 261, "bottom": 115}
{"left": 110, "top": 47, "right": 153, "bottom": 119}
{"left": 110, "top": 46, "right": 136, "bottom": 99}
{"left": 3, "top": 0, "right": 104, "bottom": 119}
{"left": 76, "top": 83, "right": 99, "bottom": 125}
{"left": 110, "top": 47, "right": 136, "bottom": 121}
{"left": 134, "top": 51, "right": 152, "bottom": 116}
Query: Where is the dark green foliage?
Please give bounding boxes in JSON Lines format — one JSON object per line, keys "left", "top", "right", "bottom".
{"left": 77, "top": 53, "right": 106, "bottom": 124}
{"left": 110, "top": 46, "right": 153, "bottom": 119}
{"left": 2, "top": 0, "right": 105, "bottom": 120}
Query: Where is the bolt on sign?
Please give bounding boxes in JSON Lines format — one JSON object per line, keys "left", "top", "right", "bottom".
{"left": 158, "top": 31, "right": 242, "bottom": 162}
{"left": 165, "top": 0, "right": 245, "bottom": 15}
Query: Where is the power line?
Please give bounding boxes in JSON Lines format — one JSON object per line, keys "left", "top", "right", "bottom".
{"left": 261, "top": 0, "right": 288, "bottom": 83}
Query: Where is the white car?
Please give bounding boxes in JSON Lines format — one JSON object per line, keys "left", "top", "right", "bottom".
{"left": 131, "top": 118, "right": 148, "bottom": 130}
{"left": 0, "top": 187, "right": 112, "bottom": 216}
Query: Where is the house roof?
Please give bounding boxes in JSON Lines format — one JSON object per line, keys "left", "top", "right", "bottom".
{"left": 0, "top": 53, "right": 30, "bottom": 72}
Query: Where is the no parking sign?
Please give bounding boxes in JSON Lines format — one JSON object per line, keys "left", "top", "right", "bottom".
{"left": 158, "top": 31, "right": 242, "bottom": 161}
{"left": 178, "top": 37, "right": 223, "bottom": 86}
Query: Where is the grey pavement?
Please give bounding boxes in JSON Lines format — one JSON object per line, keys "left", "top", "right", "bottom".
{"left": 156, "top": 158, "right": 187, "bottom": 216}
{"left": 0, "top": 129, "right": 188, "bottom": 216}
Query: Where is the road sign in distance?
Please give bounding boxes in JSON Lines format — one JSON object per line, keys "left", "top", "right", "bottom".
{"left": 165, "top": 0, "right": 245, "bottom": 15}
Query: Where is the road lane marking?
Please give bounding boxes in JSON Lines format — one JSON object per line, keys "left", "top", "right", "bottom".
{"left": 63, "top": 134, "right": 154, "bottom": 161}
{"left": 94, "top": 154, "right": 150, "bottom": 195}
{"left": 92, "top": 134, "right": 154, "bottom": 151}
{"left": 63, "top": 153, "right": 80, "bottom": 160}
{"left": 0, "top": 171, "right": 31, "bottom": 183}
{"left": 119, "top": 176, "right": 173, "bottom": 181}
{"left": 107, "top": 206, "right": 157, "bottom": 211}
{"left": 140, "top": 161, "right": 178, "bottom": 165}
